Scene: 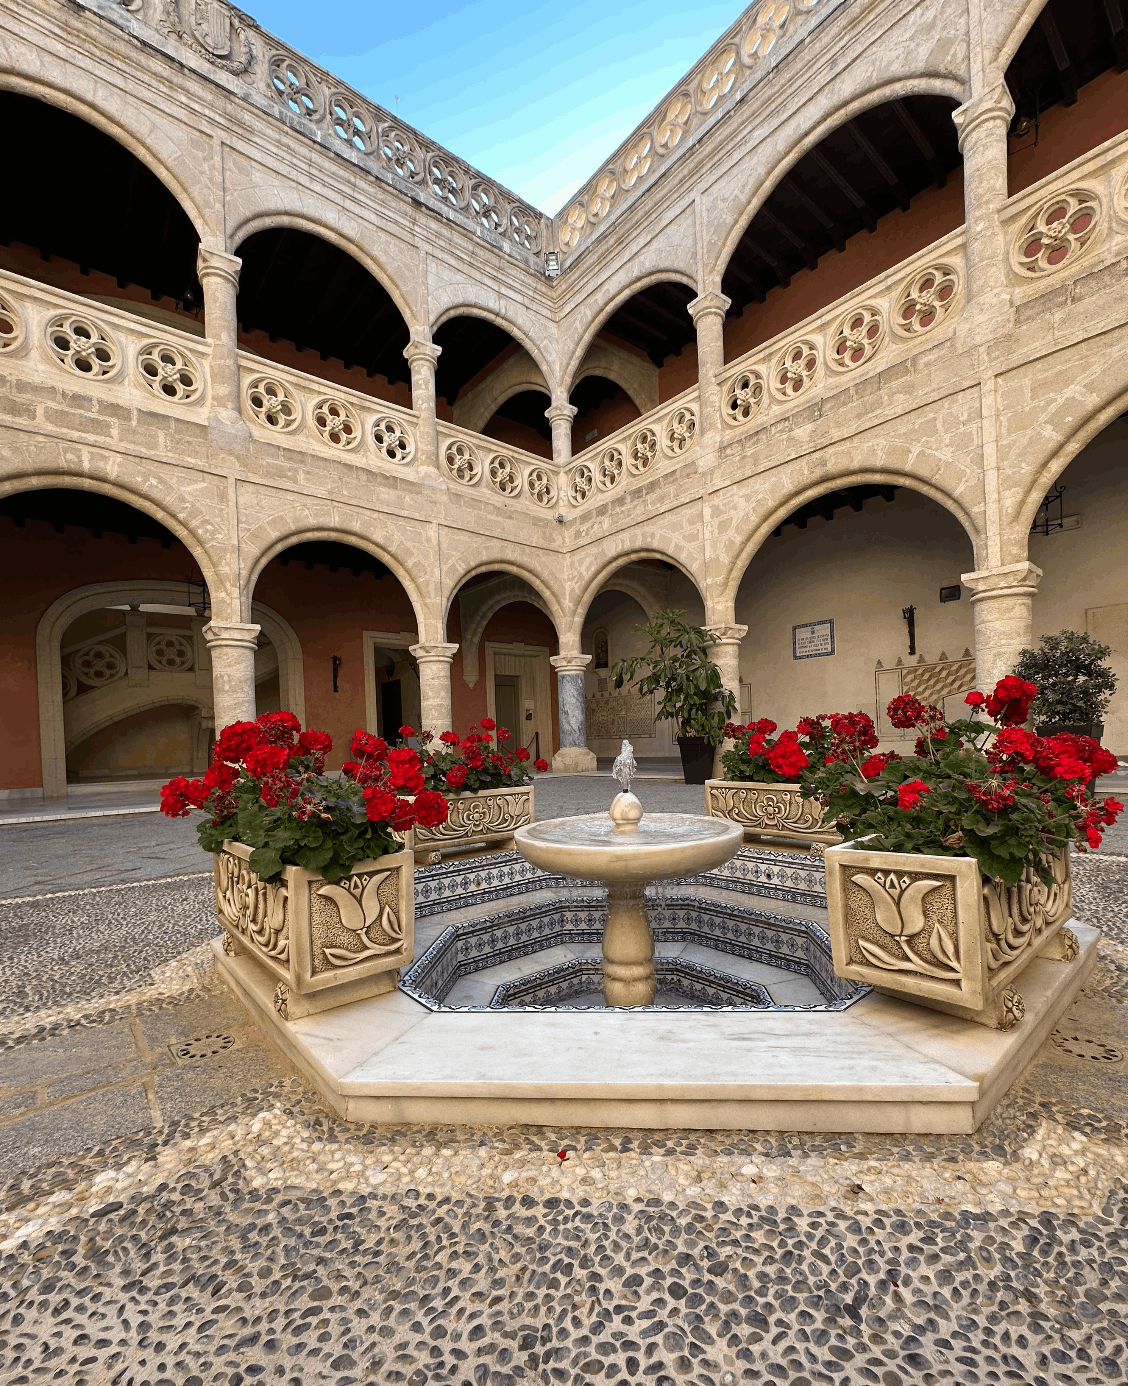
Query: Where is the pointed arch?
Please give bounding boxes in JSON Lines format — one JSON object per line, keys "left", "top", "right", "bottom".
{"left": 561, "top": 270, "right": 699, "bottom": 394}
{"left": 443, "top": 559, "right": 566, "bottom": 641}
{"left": 431, "top": 304, "right": 557, "bottom": 394}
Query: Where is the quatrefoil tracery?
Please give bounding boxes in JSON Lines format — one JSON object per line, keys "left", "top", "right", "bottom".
{"left": 829, "top": 304, "right": 886, "bottom": 372}
{"left": 311, "top": 398, "right": 361, "bottom": 450}
{"left": 723, "top": 370, "right": 766, "bottom": 426}
{"left": 46, "top": 314, "right": 120, "bottom": 379}
{"left": 137, "top": 342, "right": 203, "bottom": 402}
{"left": 1012, "top": 190, "right": 1101, "bottom": 277}
{"left": 893, "top": 264, "right": 959, "bottom": 337}
{"left": 771, "top": 339, "right": 820, "bottom": 401}
{"left": 444, "top": 440, "right": 482, "bottom": 485}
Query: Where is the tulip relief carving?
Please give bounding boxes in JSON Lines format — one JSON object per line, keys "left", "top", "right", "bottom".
{"left": 315, "top": 871, "right": 404, "bottom": 968}
{"left": 849, "top": 871, "right": 962, "bottom": 980}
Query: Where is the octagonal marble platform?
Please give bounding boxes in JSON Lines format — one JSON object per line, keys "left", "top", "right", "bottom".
{"left": 215, "top": 847, "right": 1098, "bottom": 1134}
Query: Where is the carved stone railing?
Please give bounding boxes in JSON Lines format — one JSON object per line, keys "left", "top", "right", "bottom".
{"left": 999, "top": 127, "right": 1128, "bottom": 299}
{"left": 554, "top": 0, "right": 841, "bottom": 260}
{"left": 562, "top": 387, "right": 700, "bottom": 509}
{"left": 437, "top": 421, "right": 563, "bottom": 512}
{"left": 82, "top": 0, "right": 547, "bottom": 267}
{"left": 717, "top": 230, "right": 967, "bottom": 437}
{"left": 0, "top": 266, "right": 212, "bottom": 417}
{"left": 237, "top": 352, "right": 419, "bottom": 467}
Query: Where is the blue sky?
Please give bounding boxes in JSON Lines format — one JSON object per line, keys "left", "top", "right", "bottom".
{"left": 248, "top": 1, "right": 745, "bottom": 213}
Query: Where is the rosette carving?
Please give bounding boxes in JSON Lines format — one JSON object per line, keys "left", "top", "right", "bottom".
{"left": 620, "top": 135, "right": 654, "bottom": 191}
{"left": 695, "top": 47, "right": 739, "bottom": 111}
{"left": 596, "top": 446, "right": 624, "bottom": 490}
{"left": 892, "top": 264, "right": 959, "bottom": 337}
{"left": 567, "top": 463, "right": 595, "bottom": 506}
{"left": 45, "top": 314, "right": 120, "bottom": 379}
{"left": 328, "top": 93, "right": 373, "bottom": 151}
{"left": 723, "top": 370, "right": 765, "bottom": 426}
{"left": 269, "top": 54, "right": 321, "bottom": 120}
{"left": 371, "top": 415, "right": 415, "bottom": 464}
{"left": 828, "top": 304, "right": 886, "bottom": 371}
{"left": 526, "top": 467, "right": 557, "bottom": 507}
{"left": 654, "top": 93, "right": 693, "bottom": 154}
{"left": 661, "top": 405, "right": 697, "bottom": 456}
{"left": 770, "top": 339, "right": 820, "bottom": 400}
{"left": 1011, "top": 189, "right": 1101, "bottom": 277}
{"left": 444, "top": 439, "right": 482, "bottom": 485}
{"left": 0, "top": 292, "right": 25, "bottom": 352}
{"left": 627, "top": 426, "right": 658, "bottom": 474}
{"left": 246, "top": 376, "right": 299, "bottom": 430}
{"left": 488, "top": 454, "right": 522, "bottom": 496}
{"left": 137, "top": 342, "right": 203, "bottom": 401}
{"left": 310, "top": 398, "right": 361, "bottom": 450}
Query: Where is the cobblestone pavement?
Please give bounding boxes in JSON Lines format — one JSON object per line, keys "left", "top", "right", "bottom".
{"left": 0, "top": 787, "right": 1126, "bottom": 1385}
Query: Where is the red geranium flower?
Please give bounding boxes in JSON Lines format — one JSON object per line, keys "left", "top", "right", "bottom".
{"left": 766, "top": 741, "right": 809, "bottom": 779}
{"left": 445, "top": 764, "right": 468, "bottom": 789}
{"left": 534, "top": 758, "right": 549, "bottom": 773}
{"left": 412, "top": 789, "right": 450, "bottom": 828}
{"left": 984, "top": 676, "right": 1037, "bottom": 726}
{"left": 897, "top": 779, "right": 931, "bottom": 810}
{"left": 479, "top": 718, "right": 496, "bottom": 731}
{"left": 398, "top": 725, "right": 415, "bottom": 739}
{"left": 516, "top": 746, "right": 530, "bottom": 762}
{"left": 965, "top": 691, "right": 986, "bottom": 708}
{"left": 439, "top": 730, "right": 461, "bottom": 745}
{"left": 363, "top": 787, "right": 398, "bottom": 822}
{"left": 859, "top": 755, "right": 887, "bottom": 779}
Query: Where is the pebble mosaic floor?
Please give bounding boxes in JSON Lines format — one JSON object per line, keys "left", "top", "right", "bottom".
{"left": 0, "top": 782, "right": 1126, "bottom": 1385}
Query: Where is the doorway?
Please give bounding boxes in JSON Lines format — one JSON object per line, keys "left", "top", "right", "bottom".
{"left": 494, "top": 673, "right": 520, "bottom": 744}
{"left": 379, "top": 679, "right": 403, "bottom": 738}
{"left": 485, "top": 642, "right": 553, "bottom": 762}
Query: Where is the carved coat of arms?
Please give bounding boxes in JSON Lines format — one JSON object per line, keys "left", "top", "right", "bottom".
{"left": 161, "top": 0, "right": 256, "bottom": 76}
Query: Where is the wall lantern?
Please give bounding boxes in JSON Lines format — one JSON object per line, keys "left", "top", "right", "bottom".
{"left": 1031, "top": 483, "right": 1066, "bottom": 536}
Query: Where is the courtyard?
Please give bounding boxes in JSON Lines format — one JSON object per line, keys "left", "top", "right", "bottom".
{"left": 1, "top": 777, "right": 1126, "bottom": 1386}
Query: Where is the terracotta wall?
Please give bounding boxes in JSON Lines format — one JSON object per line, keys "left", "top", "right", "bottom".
{"left": 0, "top": 518, "right": 194, "bottom": 791}
{"left": 571, "top": 386, "right": 642, "bottom": 452}
{"left": 1008, "top": 67, "right": 1128, "bottom": 196}
{"left": 480, "top": 413, "right": 553, "bottom": 459}
{"left": 446, "top": 598, "right": 559, "bottom": 749}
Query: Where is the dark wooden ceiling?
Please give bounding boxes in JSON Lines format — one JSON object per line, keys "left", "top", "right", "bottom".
{"left": 0, "top": 489, "right": 180, "bottom": 547}
{"left": 493, "top": 389, "right": 552, "bottom": 440}
{"left": 1006, "top": 0, "right": 1126, "bottom": 122}
{"left": 773, "top": 485, "right": 896, "bottom": 537}
{"left": 275, "top": 541, "right": 391, "bottom": 580}
{"left": 571, "top": 375, "right": 628, "bottom": 419}
{"left": 598, "top": 282, "right": 697, "bottom": 367}
{"left": 433, "top": 317, "right": 517, "bottom": 404}
{"left": 0, "top": 94, "right": 200, "bottom": 303}
{"left": 721, "top": 96, "right": 962, "bottom": 314}
{"left": 236, "top": 229, "right": 411, "bottom": 386}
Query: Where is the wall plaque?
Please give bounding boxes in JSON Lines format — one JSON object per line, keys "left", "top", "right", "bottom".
{"left": 792, "top": 619, "right": 835, "bottom": 660}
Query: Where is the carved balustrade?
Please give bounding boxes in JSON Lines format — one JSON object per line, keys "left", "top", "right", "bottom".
{"left": 0, "top": 266, "right": 212, "bottom": 417}
{"left": 237, "top": 353, "right": 419, "bottom": 469}
{"left": 561, "top": 387, "right": 701, "bottom": 510}
{"left": 436, "top": 421, "right": 564, "bottom": 512}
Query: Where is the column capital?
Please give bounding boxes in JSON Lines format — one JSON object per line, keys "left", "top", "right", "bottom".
{"left": 705, "top": 623, "right": 748, "bottom": 646}
{"left": 545, "top": 403, "right": 578, "bottom": 424}
{"left": 196, "top": 246, "right": 242, "bottom": 289}
{"left": 960, "top": 562, "right": 1042, "bottom": 600}
{"left": 952, "top": 83, "right": 1015, "bottom": 152}
{"left": 688, "top": 290, "right": 731, "bottom": 324}
{"left": 409, "top": 641, "right": 459, "bottom": 664}
{"left": 404, "top": 337, "right": 441, "bottom": 368}
{"left": 203, "top": 620, "right": 261, "bottom": 650}
{"left": 550, "top": 653, "right": 592, "bottom": 673}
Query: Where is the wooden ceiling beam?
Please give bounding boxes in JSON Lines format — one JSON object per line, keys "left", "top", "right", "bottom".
{"left": 781, "top": 175, "right": 847, "bottom": 252}
{"left": 724, "top": 259, "right": 767, "bottom": 304}
{"left": 1039, "top": 10, "right": 1079, "bottom": 104}
{"left": 620, "top": 294, "right": 693, "bottom": 334}
{"left": 846, "top": 120, "right": 911, "bottom": 212}
{"left": 745, "top": 236, "right": 792, "bottom": 288}
{"left": 811, "top": 150, "right": 877, "bottom": 232}
{"left": 1103, "top": 0, "right": 1128, "bottom": 70}
{"left": 612, "top": 307, "right": 675, "bottom": 346}
{"left": 892, "top": 99, "right": 947, "bottom": 188}
{"left": 759, "top": 206, "right": 819, "bottom": 271}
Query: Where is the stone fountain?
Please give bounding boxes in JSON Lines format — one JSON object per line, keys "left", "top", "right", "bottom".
{"left": 513, "top": 741, "right": 744, "bottom": 1005}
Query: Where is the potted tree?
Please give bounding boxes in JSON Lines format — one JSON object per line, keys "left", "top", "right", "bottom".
{"left": 161, "top": 711, "right": 449, "bottom": 1020}
{"left": 805, "top": 679, "right": 1122, "bottom": 1030}
{"left": 705, "top": 716, "right": 841, "bottom": 846}
{"left": 1015, "top": 630, "right": 1118, "bottom": 742}
{"left": 611, "top": 609, "right": 736, "bottom": 785}
{"left": 408, "top": 718, "right": 548, "bottom": 863}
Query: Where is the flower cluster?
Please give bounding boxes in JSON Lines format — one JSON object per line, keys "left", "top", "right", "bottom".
{"left": 800, "top": 678, "right": 1123, "bottom": 886}
{"left": 414, "top": 719, "right": 549, "bottom": 795}
{"left": 720, "top": 718, "right": 813, "bottom": 784}
{"left": 160, "top": 711, "right": 448, "bottom": 883}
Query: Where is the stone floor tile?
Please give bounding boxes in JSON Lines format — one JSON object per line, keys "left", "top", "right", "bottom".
{"left": 0, "top": 1019, "right": 138, "bottom": 1090}
{"left": 0, "top": 1082, "right": 154, "bottom": 1174}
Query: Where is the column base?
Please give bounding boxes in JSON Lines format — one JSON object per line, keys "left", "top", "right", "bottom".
{"left": 552, "top": 746, "right": 597, "bottom": 774}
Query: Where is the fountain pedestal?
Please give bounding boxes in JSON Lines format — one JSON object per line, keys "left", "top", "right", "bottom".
{"left": 602, "top": 883, "right": 656, "bottom": 1006}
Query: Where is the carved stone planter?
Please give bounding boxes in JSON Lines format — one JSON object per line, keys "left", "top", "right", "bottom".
{"left": 705, "top": 779, "right": 841, "bottom": 846}
{"left": 823, "top": 842, "right": 1078, "bottom": 1030}
{"left": 214, "top": 840, "right": 414, "bottom": 1020}
{"left": 411, "top": 784, "right": 534, "bottom": 864}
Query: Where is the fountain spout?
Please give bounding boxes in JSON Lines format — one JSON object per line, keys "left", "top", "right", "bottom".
{"left": 609, "top": 739, "right": 643, "bottom": 831}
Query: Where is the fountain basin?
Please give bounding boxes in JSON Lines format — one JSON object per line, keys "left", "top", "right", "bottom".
{"left": 513, "top": 812, "right": 743, "bottom": 884}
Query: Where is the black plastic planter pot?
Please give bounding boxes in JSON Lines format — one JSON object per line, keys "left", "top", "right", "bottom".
{"left": 677, "top": 735, "right": 714, "bottom": 785}
{"left": 1035, "top": 722, "right": 1104, "bottom": 741}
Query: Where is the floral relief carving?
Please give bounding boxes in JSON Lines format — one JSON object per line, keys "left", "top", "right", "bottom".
{"left": 215, "top": 851, "right": 289, "bottom": 963}
{"left": 654, "top": 93, "right": 693, "bottom": 155}
{"left": 526, "top": 467, "right": 558, "bottom": 507}
{"left": 310, "top": 398, "right": 361, "bottom": 450}
{"left": 246, "top": 376, "right": 300, "bottom": 431}
{"left": 371, "top": 416, "right": 415, "bottom": 464}
{"left": 508, "top": 205, "right": 540, "bottom": 251}
{"left": 596, "top": 446, "right": 624, "bottom": 490}
{"left": 137, "top": 341, "right": 203, "bottom": 402}
{"left": 147, "top": 633, "right": 194, "bottom": 671}
{"left": 269, "top": 53, "right": 321, "bottom": 120}
{"left": 707, "top": 783, "right": 834, "bottom": 841}
{"left": 469, "top": 182, "right": 506, "bottom": 235}
{"left": 588, "top": 173, "right": 618, "bottom": 221}
{"left": 620, "top": 135, "right": 654, "bottom": 191}
{"left": 661, "top": 405, "right": 697, "bottom": 456}
{"left": 45, "top": 314, "right": 120, "bottom": 379}
{"left": 0, "top": 292, "right": 25, "bottom": 352}
{"left": 413, "top": 787, "right": 534, "bottom": 847}
{"left": 488, "top": 453, "right": 523, "bottom": 496}
{"left": 892, "top": 263, "right": 959, "bottom": 337}
{"left": 444, "top": 439, "right": 482, "bottom": 485}
{"left": 159, "top": 1, "right": 256, "bottom": 77}
{"left": 847, "top": 870, "right": 963, "bottom": 981}
{"left": 429, "top": 155, "right": 468, "bottom": 209}
{"left": 73, "top": 642, "right": 127, "bottom": 687}
{"left": 723, "top": 370, "right": 765, "bottom": 426}
{"left": 770, "top": 339, "right": 820, "bottom": 401}
{"left": 982, "top": 851, "right": 1071, "bottom": 972}
{"left": 328, "top": 93, "right": 372, "bottom": 151}
{"left": 742, "top": 0, "right": 792, "bottom": 64}
{"left": 695, "top": 47, "right": 739, "bottom": 112}
{"left": 567, "top": 463, "right": 595, "bottom": 506}
{"left": 1011, "top": 189, "right": 1101, "bottom": 277}
{"left": 313, "top": 870, "right": 404, "bottom": 969}
{"left": 380, "top": 125, "right": 423, "bottom": 182}
{"left": 828, "top": 304, "right": 886, "bottom": 372}
{"left": 628, "top": 426, "right": 659, "bottom": 474}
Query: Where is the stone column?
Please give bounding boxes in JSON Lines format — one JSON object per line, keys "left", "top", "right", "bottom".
{"left": 546, "top": 400, "right": 578, "bottom": 467}
{"left": 404, "top": 337, "right": 444, "bottom": 485}
{"left": 550, "top": 653, "right": 597, "bottom": 773}
{"left": 706, "top": 623, "right": 748, "bottom": 776}
{"left": 688, "top": 290, "right": 731, "bottom": 445}
{"left": 951, "top": 84, "right": 1015, "bottom": 313}
{"left": 124, "top": 608, "right": 148, "bottom": 689}
{"left": 409, "top": 642, "right": 459, "bottom": 734}
{"left": 961, "top": 562, "right": 1042, "bottom": 691}
{"left": 196, "top": 246, "right": 249, "bottom": 449}
{"left": 203, "top": 620, "right": 261, "bottom": 731}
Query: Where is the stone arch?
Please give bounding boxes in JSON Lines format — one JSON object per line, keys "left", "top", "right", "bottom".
{"left": 443, "top": 559, "right": 567, "bottom": 644}
{"left": 570, "top": 547, "right": 708, "bottom": 649}
{"left": 718, "top": 471, "right": 984, "bottom": 616}
{"left": 229, "top": 211, "right": 421, "bottom": 336}
{"left": 63, "top": 685, "right": 215, "bottom": 756}
{"left": 430, "top": 303, "right": 557, "bottom": 395}
{"left": 561, "top": 270, "right": 699, "bottom": 395}
{"left": 454, "top": 576, "right": 557, "bottom": 689}
{"left": 452, "top": 350, "right": 549, "bottom": 434}
{"left": 242, "top": 525, "right": 432, "bottom": 641}
{"left": 572, "top": 342, "right": 658, "bottom": 417}
{"left": 0, "top": 75, "right": 212, "bottom": 241}
{"left": 990, "top": 0, "right": 1052, "bottom": 74}
{"left": 709, "top": 74, "right": 969, "bottom": 287}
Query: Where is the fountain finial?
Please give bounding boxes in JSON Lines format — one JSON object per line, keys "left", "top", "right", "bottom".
{"left": 612, "top": 740, "right": 637, "bottom": 794}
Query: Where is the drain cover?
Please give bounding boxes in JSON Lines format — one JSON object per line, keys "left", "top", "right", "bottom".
{"left": 1052, "top": 1030, "right": 1124, "bottom": 1063}
{"left": 170, "top": 1033, "right": 236, "bottom": 1063}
